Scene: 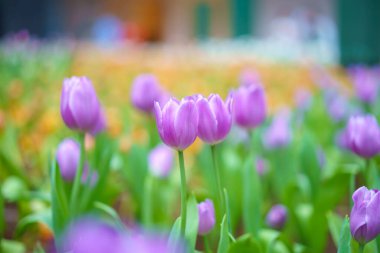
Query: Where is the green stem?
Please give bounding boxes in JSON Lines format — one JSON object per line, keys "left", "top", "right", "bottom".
{"left": 349, "top": 173, "right": 355, "bottom": 209}
{"left": 178, "top": 150, "right": 187, "bottom": 237}
{"left": 0, "top": 189, "right": 3, "bottom": 253}
{"left": 211, "top": 145, "right": 225, "bottom": 215}
{"left": 358, "top": 243, "right": 365, "bottom": 253}
{"left": 69, "top": 133, "right": 86, "bottom": 217}
{"left": 203, "top": 235, "right": 211, "bottom": 253}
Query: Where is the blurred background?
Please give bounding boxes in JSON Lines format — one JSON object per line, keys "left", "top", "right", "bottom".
{"left": 1, "top": 0, "right": 379, "bottom": 65}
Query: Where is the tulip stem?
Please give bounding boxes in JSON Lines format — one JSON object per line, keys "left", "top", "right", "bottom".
{"left": 178, "top": 150, "right": 187, "bottom": 236}
{"left": 203, "top": 235, "right": 211, "bottom": 253}
{"left": 211, "top": 145, "right": 225, "bottom": 216}
{"left": 69, "top": 133, "right": 86, "bottom": 217}
{"left": 358, "top": 243, "right": 365, "bottom": 253}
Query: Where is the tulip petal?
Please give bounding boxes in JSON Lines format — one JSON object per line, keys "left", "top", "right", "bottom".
{"left": 209, "top": 94, "right": 232, "bottom": 142}
{"left": 174, "top": 100, "right": 198, "bottom": 150}
{"left": 61, "top": 78, "right": 78, "bottom": 128}
{"left": 365, "top": 191, "right": 380, "bottom": 242}
{"left": 161, "top": 99, "right": 180, "bottom": 148}
{"left": 197, "top": 97, "right": 217, "bottom": 143}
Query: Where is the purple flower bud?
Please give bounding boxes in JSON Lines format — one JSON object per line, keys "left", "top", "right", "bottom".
{"left": 263, "top": 110, "right": 292, "bottom": 149}
{"left": 197, "top": 199, "right": 216, "bottom": 235}
{"left": 239, "top": 69, "right": 261, "bottom": 87}
{"left": 56, "top": 139, "right": 80, "bottom": 181}
{"left": 349, "top": 66, "right": 379, "bottom": 103}
{"left": 148, "top": 144, "right": 174, "bottom": 178}
{"left": 350, "top": 186, "right": 380, "bottom": 244}
{"left": 324, "top": 89, "right": 349, "bottom": 122}
{"left": 266, "top": 204, "right": 287, "bottom": 230}
{"left": 61, "top": 76, "right": 105, "bottom": 134}
{"left": 232, "top": 85, "right": 267, "bottom": 129}
{"left": 131, "top": 74, "right": 163, "bottom": 113}
{"left": 154, "top": 97, "right": 198, "bottom": 150}
{"left": 343, "top": 115, "right": 380, "bottom": 158}
{"left": 63, "top": 218, "right": 123, "bottom": 253}
{"left": 255, "top": 156, "right": 268, "bottom": 176}
{"left": 196, "top": 94, "right": 232, "bottom": 145}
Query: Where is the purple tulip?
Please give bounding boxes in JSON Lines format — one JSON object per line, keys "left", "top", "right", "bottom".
{"left": 343, "top": 115, "right": 380, "bottom": 158}
{"left": 255, "top": 156, "right": 268, "bottom": 176}
{"left": 131, "top": 74, "right": 164, "bottom": 113}
{"left": 266, "top": 204, "right": 287, "bottom": 230}
{"left": 56, "top": 139, "right": 80, "bottom": 181}
{"left": 349, "top": 67, "right": 379, "bottom": 103}
{"left": 232, "top": 85, "right": 267, "bottom": 128}
{"left": 61, "top": 76, "right": 105, "bottom": 134}
{"left": 63, "top": 218, "right": 123, "bottom": 253}
{"left": 239, "top": 69, "right": 261, "bottom": 87}
{"left": 196, "top": 94, "right": 232, "bottom": 144}
{"left": 263, "top": 110, "right": 292, "bottom": 149}
{"left": 197, "top": 199, "right": 216, "bottom": 235}
{"left": 294, "top": 89, "right": 311, "bottom": 111}
{"left": 148, "top": 144, "right": 174, "bottom": 178}
{"left": 154, "top": 97, "right": 198, "bottom": 150}
{"left": 350, "top": 186, "right": 380, "bottom": 244}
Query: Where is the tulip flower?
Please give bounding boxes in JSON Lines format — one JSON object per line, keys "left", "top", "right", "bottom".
{"left": 239, "top": 69, "right": 261, "bottom": 87}
{"left": 255, "top": 156, "right": 268, "bottom": 176}
{"left": 196, "top": 94, "right": 232, "bottom": 144}
{"left": 61, "top": 76, "right": 105, "bottom": 134}
{"left": 197, "top": 199, "right": 216, "bottom": 235}
{"left": 349, "top": 66, "right": 379, "bottom": 104}
{"left": 350, "top": 186, "right": 380, "bottom": 244}
{"left": 56, "top": 139, "right": 80, "bottom": 181}
{"left": 294, "top": 89, "right": 311, "bottom": 111}
{"left": 266, "top": 204, "right": 287, "bottom": 230}
{"left": 263, "top": 110, "right": 292, "bottom": 149}
{"left": 148, "top": 144, "right": 174, "bottom": 178}
{"left": 232, "top": 85, "right": 267, "bottom": 129}
{"left": 131, "top": 74, "right": 164, "bottom": 113}
{"left": 343, "top": 115, "right": 380, "bottom": 158}
{"left": 154, "top": 98, "right": 198, "bottom": 151}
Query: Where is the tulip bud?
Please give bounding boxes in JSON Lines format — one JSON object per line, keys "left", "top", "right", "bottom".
{"left": 148, "top": 144, "right": 174, "bottom": 178}
{"left": 350, "top": 186, "right": 380, "bottom": 244}
{"left": 60, "top": 76, "right": 105, "bottom": 134}
{"left": 263, "top": 110, "right": 292, "bottom": 149}
{"left": 56, "top": 139, "right": 80, "bottom": 181}
{"left": 343, "top": 115, "right": 380, "bottom": 158}
{"left": 197, "top": 199, "right": 216, "bottom": 235}
{"left": 349, "top": 66, "right": 379, "bottom": 103}
{"left": 232, "top": 85, "right": 266, "bottom": 129}
{"left": 266, "top": 204, "right": 287, "bottom": 230}
{"left": 154, "top": 97, "right": 198, "bottom": 150}
{"left": 196, "top": 94, "right": 232, "bottom": 145}
{"left": 131, "top": 74, "right": 163, "bottom": 113}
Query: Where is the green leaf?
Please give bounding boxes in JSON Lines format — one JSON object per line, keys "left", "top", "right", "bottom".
{"left": 227, "top": 234, "right": 261, "bottom": 253}
{"left": 327, "top": 212, "right": 344, "bottom": 247}
{"left": 1, "top": 176, "right": 28, "bottom": 202}
{"left": 16, "top": 211, "right": 52, "bottom": 236}
{"left": 223, "top": 188, "right": 232, "bottom": 234}
{"left": 0, "top": 188, "right": 4, "bottom": 238}
{"left": 218, "top": 215, "right": 230, "bottom": 253}
{"left": 33, "top": 242, "right": 46, "bottom": 253}
{"left": 242, "top": 157, "right": 261, "bottom": 236}
{"left": 337, "top": 216, "right": 351, "bottom": 253}
{"left": 93, "top": 201, "right": 125, "bottom": 231}
{"left": 1, "top": 239, "right": 25, "bottom": 253}
{"left": 185, "top": 194, "right": 199, "bottom": 253}
{"left": 168, "top": 217, "right": 182, "bottom": 252}
{"left": 142, "top": 175, "right": 153, "bottom": 227}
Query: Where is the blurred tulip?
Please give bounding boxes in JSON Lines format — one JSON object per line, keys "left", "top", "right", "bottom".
{"left": 131, "top": 74, "right": 164, "bottom": 113}
{"left": 266, "top": 204, "right": 287, "bottom": 230}
{"left": 197, "top": 199, "right": 216, "bottom": 235}
{"left": 154, "top": 98, "right": 198, "bottom": 150}
{"left": 255, "top": 156, "right": 268, "bottom": 176}
{"left": 56, "top": 138, "right": 80, "bottom": 181}
{"left": 232, "top": 85, "right": 267, "bottom": 128}
{"left": 61, "top": 76, "right": 105, "bottom": 134}
{"left": 294, "top": 89, "right": 311, "bottom": 111}
{"left": 324, "top": 90, "right": 350, "bottom": 122}
{"left": 263, "top": 110, "right": 292, "bottom": 149}
{"left": 350, "top": 186, "right": 380, "bottom": 244}
{"left": 349, "top": 66, "right": 379, "bottom": 104}
{"left": 196, "top": 94, "right": 232, "bottom": 144}
{"left": 63, "top": 218, "right": 123, "bottom": 253}
{"left": 239, "top": 69, "right": 261, "bottom": 87}
{"left": 148, "top": 144, "right": 174, "bottom": 178}
{"left": 343, "top": 115, "right": 380, "bottom": 158}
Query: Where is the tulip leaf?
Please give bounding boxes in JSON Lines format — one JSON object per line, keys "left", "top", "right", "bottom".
{"left": 168, "top": 217, "right": 182, "bottom": 251}
{"left": 1, "top": 239, "right": 25, "bottom": 253}
{"left": 242, "top": 157, "right": 261, "bottom": 236}
{"left": 93, "top": 201, "right": 125, "bottom": 231}
{"left": 217, "top": 215, "right": 230, "bottom": 253}
{"left": 185, "top": 194, "right": 199, "bottom": 253}
{"left": 15, "top": 210, "right": 52, "bottom": 236}
{"left": 227, "top": 234, "right": 261, "bottom": 253}
{"left": 337, "top": 216, "right": 351, "bottom": 253}
{"left": 327, "top": 212, "right": 343, "bottom": 247}
{"left": 142, "top": 175, "right": 153, "bottom": 227}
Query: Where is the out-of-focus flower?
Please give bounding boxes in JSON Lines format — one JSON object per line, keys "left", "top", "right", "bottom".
{"left": 81, "top": 165, "right": 99, "bottom": 187}
{"left": 56, "top": 139, "right": 80, "bottom": 181}
{"left": 232, "top": 85, "right": 267, "bottom": 129}
{"left": 349, "top": 66, "right": 379, "bottom": 104}
{"left": 343, "top": 115, "right": 380, "bottom": 158}
{"left": 350, "top": 186, "right": 380, "bottom": 244}
{"left": 255, "top": 156, "right": 268, "bottom": 176}
{"left": 63, "top": 218, "right": 123, "bottom": 253}
{"left": 154, "top": 98, "right": 198, "bottom": 150}
{"left": 61, "top": 76, "right": 105, "bottom": 135}
{"left": 148, "top": 144, "right": 174, "bottom": 178}
{"left": 239, "top": 69, "right": 261, "bottom": 87}
{"left": 323, "top": 89, "right": 350, "bottom": 122}
{"left": 196, "top": 94, "right": 232, "bottom": 145}
{"left": 263, "top": 110, "right": 292, "bottom": 149}
{"left": 131, "top": 74, "right": 164, "bottom": 113}
{"left": 294, "top": 89, "right": 311, "bottom": 111}
{"left": 266, "top": 204, "right": 287, "bottom": 230}
{"left": 197, "top": 199, "right": 216, "bottom": 235}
